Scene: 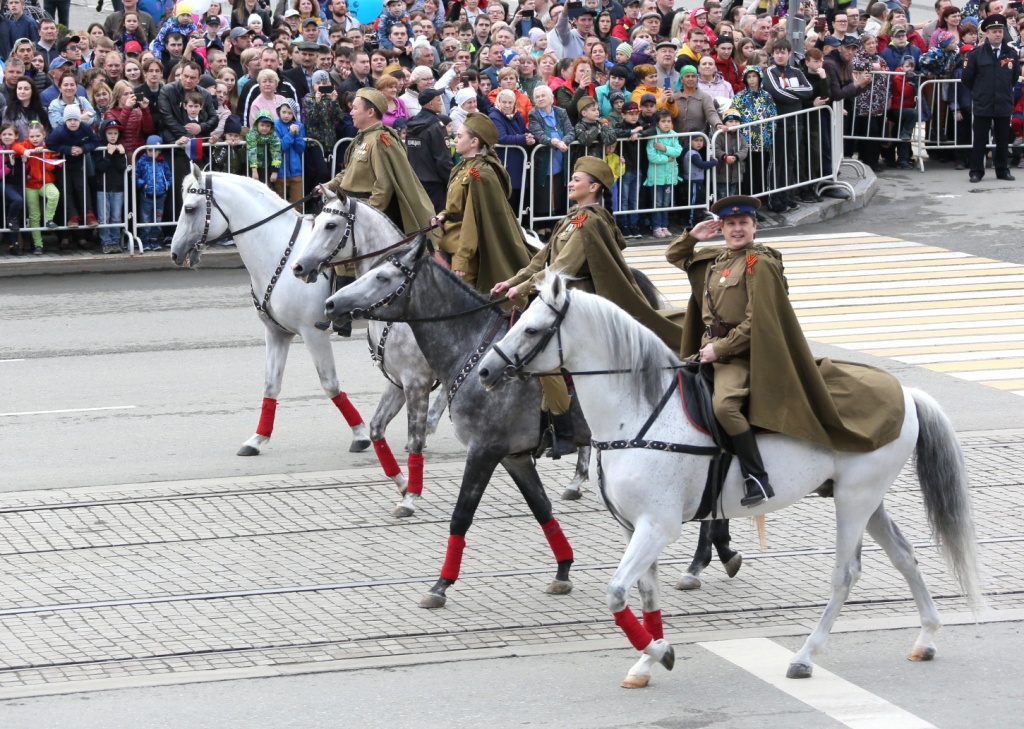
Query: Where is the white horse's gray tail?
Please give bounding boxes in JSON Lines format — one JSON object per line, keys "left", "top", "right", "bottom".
{"left": 911, "top": 388, "right": 984, "bottom": 611}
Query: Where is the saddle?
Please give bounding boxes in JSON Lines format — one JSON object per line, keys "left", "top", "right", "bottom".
{"left": 680, "top": 360, "right": 767, "bottom": 454}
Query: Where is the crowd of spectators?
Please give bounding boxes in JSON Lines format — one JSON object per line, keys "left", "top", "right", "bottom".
{"left": 0, "top": 0, "right": 1020, "bottom": 255}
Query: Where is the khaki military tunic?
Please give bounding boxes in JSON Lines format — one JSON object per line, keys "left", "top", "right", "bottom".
{"left": 323, "top": 122, "right": 397, "bottom": 221}
{"left": 667, "top": 233, "right": 756, "bottom": 436}
{"left": 505, "top": 204, "right": 598, "bottom": 294}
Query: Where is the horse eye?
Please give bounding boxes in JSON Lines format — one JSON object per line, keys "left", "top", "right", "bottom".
{"left": 325, "top": 222, "right": 336, "bottom": 230}
{"left": 376, "top": 273, "right": 389, "bottom": 282}
{"left": 184, "top": 206, "right": 195, "bottom": 214}
{"left": 525, "top": 327, "right": 539, "bottom": 336}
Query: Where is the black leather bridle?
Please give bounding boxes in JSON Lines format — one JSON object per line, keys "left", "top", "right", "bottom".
{"left": 490, "top": 293, "right": 571, "bottom": 381}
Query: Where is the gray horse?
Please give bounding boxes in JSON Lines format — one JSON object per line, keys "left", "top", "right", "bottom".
{"left": 321, "top": 235, "right": 590, "bottom": 608}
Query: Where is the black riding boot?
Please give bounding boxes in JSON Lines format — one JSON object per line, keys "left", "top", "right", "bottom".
{"left": 545, "top": 411, "right": 577, "bottom": 459}
{"left": 332, "top": 275, "right": 356, "bottom": 337}
{"left": 732, "top": 429, "right": 774, "bottom": 506}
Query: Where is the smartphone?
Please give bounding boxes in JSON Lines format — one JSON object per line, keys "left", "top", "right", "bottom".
{"left": 318, "top": 85, "right": 333, "bottom": 94}
{"left": 566, "top": 0, "right": 585, "bottom": 21}
{"left": 521, "top": 9, "right": 533, "bottom": 17}
{"left": 815, "top": 13, "right": 826, "bottom": 33}
{"left": 664, "top": 75, "right": 671, "bottom": 91}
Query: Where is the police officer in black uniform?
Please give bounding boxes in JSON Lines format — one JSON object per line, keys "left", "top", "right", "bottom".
{"left": 963, "top": 14, "right": 1021, "bottom": 183}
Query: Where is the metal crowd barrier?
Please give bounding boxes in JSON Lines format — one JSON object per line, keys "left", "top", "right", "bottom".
{"left": 915, "top": 77, "right": 991, "bottom": 170}
{"left": 839, "top": 70, "right": 923, "bottom": 171}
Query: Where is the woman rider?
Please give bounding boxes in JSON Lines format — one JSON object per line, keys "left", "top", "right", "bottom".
{"left": 431, "top": 112, "right": 534, "bottom": 295}
{"left": 492, "top": 157, "right": 683, "bottom": 456}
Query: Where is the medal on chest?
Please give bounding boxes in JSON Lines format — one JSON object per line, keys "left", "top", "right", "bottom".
{"left": 720, "top": 266, "right": 730, "bottom": 284}
{"left": 566, "top": 211, "right": 587, "bottom": 233}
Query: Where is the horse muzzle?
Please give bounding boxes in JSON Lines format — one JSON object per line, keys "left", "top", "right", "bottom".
{"left": 290, "top": 259, "right": 321, "bottom": 284}
{"left": 478, "top": 351, "right": 524, "bottom": 390}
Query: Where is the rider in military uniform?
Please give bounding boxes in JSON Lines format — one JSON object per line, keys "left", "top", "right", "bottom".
{"left": 321, "top": 87, "right": 434, "bottom": 334}
{"left": 430, "top": 112, "right": 534, "bottom": 295}
{"left": 493, "top": 157, "right": 683, "bottom": 456}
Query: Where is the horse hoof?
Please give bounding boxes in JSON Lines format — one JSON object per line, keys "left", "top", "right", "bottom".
{"left": 724, "top": 552, "right": 743, "bottom": 578}
{"left": 658, "top": 644, "right": 675, "bottom": 671}
{"left": 392, "top": 505, "right": 415, "bottom": 518}
{"left": 561, "top": 487, "right": 583, "bottom": 501}
{"left": 908, "top": 646, "right": 936, "bottom": 662}
{"left": 545, "top": 579, "right": 573, "bottom": 595}
{"left": 236, "top": 445, "right": 260, "bottom": 457}
{"left": 349, "top": 438, "right": 371, "bottom": 453}
{"left": 786, "top": 662, "right": 813, "bottom": 679}
{"left": 675, "top": 574, "right": 702, "bottom": 591}
{"left": 621, "top": 674, "right": 650, "bottom": 689}
{"left": 419, "top": 592, "right": 447, "bottom": 609}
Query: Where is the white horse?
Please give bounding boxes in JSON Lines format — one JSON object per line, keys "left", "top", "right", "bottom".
{"left": 477, "top": 273, "right": 982, "bottom": 689}
{"left": 169, "top": 166, "right": 427, "bottom": 508}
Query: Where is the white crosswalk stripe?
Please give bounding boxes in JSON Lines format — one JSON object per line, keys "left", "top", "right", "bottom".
{"left": 624, "top": 232, "right": 1024, "bottom": 398}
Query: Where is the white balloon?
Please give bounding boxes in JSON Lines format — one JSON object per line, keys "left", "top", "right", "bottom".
{"left": 189, "top": 0, "right": 214, "bottom": 15}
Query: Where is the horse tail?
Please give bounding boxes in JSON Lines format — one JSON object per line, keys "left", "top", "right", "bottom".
{"left": 910, "top": 388, "right": 983, "bottom": 610}
{"left": 630, "top": 267, "right": 665, "bottom": 310}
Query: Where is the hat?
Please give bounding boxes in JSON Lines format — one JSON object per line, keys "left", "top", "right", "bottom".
{"left": 206, "top": 13, "right": 221, "bottom": 24}
{"left": 146, "top": 134, "right": 163, "bottom": 147}
{"left": 311, "top": 70, "right": 330, "bottom": 86}
{"left": 355, "top": 87, "right": 388, "bottom": 117}
{"left": 63, "top": 104, "right": 82, "bottom": 122}
{"left": 980, "top": 13, "right": 1007, "bottom": 31}
{"left": 277, "top": 100, "right": 294, "bottom": 113}
{"left": 48, "top": 56, "right": 71, "bottom": 71}
{"left": 680, "top": 64, "right": 698, "bottom": 76}
{"left": 501, "top": 48, "right": 518, "bottom": 65}
{"left": 575, "top": 7, "right": 597, "bottom": 17}
{"left": 574, "top": 156, "right": 614, "bottom": 189}
{"left": 609, "top": 90, "right": 626, "bottom": 103}
{"left": 959, "top": 17, "right": 979, "bottom": 29}
{"left": 615, "top": 43, "right": 633, "bottom": 58}
{"left": 100, "top": 117, "right": 123, "bottom": 135}
{"left": 723, "top": 108, "right": 741, "bottom": 121}
{"left": 124, "top": 40, "right": 143, "bottom": 54}
{"left": 822, "top": 35, "right": 841, "bottom": 47}
{"left": 622, "top": 101, "right": 639, "bottom": 112}
{"left": 418, "top": 87, "right": 444, "bottom": 105}
{"left": 297, "top": 40, "right": 320, "bottom": 51}
{"left": 387, "top": 0, "right": 403, "bottom": 4}
{"left": 58, "top": 35, "right": 81, "bottom": 53}
{"left": 840, "top": 35, "right": 861, "bottom": 47}
{"left": 437, "top": 113, "right": 451, "bottom": 125}
{"left": 933, "top": 29, "right": 956, "bottom": 48}
{"left": 229, "top": 27, "right": 253, "bottom": 41}
{"left": 176, "top": 1, "right": 192, "bottom": 16}
{"left": 462, "top": 111, "right": 498, "bottom": 147}
{"left": 454, "top": 87, "right": 476, "bottom": 107}
{"left": 284, "top": 7, "right": 299, "bottom": 16}
{"left": 253, "top": 109, "right": 274, "bottom": 126}
{"left": 223, "top": 114, "right": 242, "bottom": 135}
{"left": 959, "top": 43, "right": 975, "bottom": 53}
{"left": 692, "top": 7, "right": 707, "bottom": 16}
{"left": 711, "top": 195, "right": 762, "bottom": 219}
{"left": 248, "top": 13, "right": 263, "bottom": 25}
{"left": 655, "top": 40, "right": 678, "bottom": 51}
{"left": 610, "top": 63, "right": 630, "bottom": 79}
{"left": 639, "top": 93, "right": 657, "bottom": 105}
{"left": 743, "top": 66, "right": 762, "bottom": 79}
{"left": 891, "top": 24, "right": 908, "bottom": 35}
{"left": 716, "top": 34, "right": 735, "bottom": 47}
{"left": 624, "top": 0, "right": 640, "bottom": 5}
{"left": 577, "top": 95, "right": 596, "bottom": 112}
{"left": 528, "top": 27, "right": 546, "bottom": 44}
{"left": 639, "top": 12, "right": 660, "bottom": 23}
{"left": 383, "top": 63, "right": 403, "bottom": 76}
{"left": 632, "top": 38, "right": 652, "bottom": 55}
{"left": 302, "top": 17, "right": 320, "bottom": 28}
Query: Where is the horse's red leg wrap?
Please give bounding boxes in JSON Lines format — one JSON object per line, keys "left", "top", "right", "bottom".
{"left": 642, "top": 610, "right": 664, "bottom": 641}
{"left": 614, "top": 607, "right": 653, "bottom": 651}
{"left": 331, "top": 391, "right": 363, "bottom": 427}
{"left": 256, "top": 397, "right": 277, "bottom": 437}
{"left": 439, "top": 534, "right": 466, "bottom": 582}
{"left": 406, "top": 453, "right": 424, "bottom": 496}
{"left": 541, "top": 518, "right": 573, "bottom": 562}
{"left": 372, "top": 438, "right": 402, "bottom": 478}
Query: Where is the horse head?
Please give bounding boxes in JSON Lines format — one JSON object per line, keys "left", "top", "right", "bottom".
{"left": 479, "top": 271, "right": 571, "bottom": 390}
{"left": 323, "top": 233, "right": 432, "bottom": 325}
{"left": 170, "top": 163, "right": 229, "bottom": 269}
{"left": 291, "top": 185, "right": 355, "bottom": 283}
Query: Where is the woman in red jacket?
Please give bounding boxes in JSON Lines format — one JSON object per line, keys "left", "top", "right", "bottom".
{"left": 104, "top": 80, "right": 155, "bottom": 161}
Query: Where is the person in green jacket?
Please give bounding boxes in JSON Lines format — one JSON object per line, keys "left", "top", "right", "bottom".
{"left": 246, "top": 110, "right": 282, "bottom": 186}
{"left": 644, "top": 108, "right": 683, "bottom": 238}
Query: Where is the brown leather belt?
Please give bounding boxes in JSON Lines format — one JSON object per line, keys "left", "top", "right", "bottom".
{"left": 445, "top": 212, "right": 463, "bottom": 222}
{"left": 705, "top": 323, "right": 734, "bottom": 339}
{"left": 343, "top": 190, "right": 370, "bottom": 199}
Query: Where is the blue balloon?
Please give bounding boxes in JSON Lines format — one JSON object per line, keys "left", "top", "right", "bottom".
{"left": 351, "top": 0, "right": 384, "bottom": 25}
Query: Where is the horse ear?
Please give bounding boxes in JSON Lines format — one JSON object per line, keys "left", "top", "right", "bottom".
{"left": 549, "top": 270, "right": 564, "bottom": 302}
{"left": 190, "top": 162, "right": 204, "bottom": 187}
{"left": 319, "top": 184, "right": 337, "bottom": 203}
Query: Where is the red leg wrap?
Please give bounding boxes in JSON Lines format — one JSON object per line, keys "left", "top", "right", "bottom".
{"left": 541, "top": 518, "right": 573, "bottom": 562}
{"left": 439, "top": 534, "right": 466, "bottom": 582}
{"left": 256, "top": 397, "right": 277, "bottom": 437}
{"left": 614, "top": 607, "right": 653, "bottom": 652}
{"left": 407, "top": 453, "right": 424, "bottom": 496}
{"left": 372, "top": 438, "right": 402, "bottom": 478}
{"left": 643, "top": 610, "right": 664, "bottom": 641}
{"left": 331, "top": 391, "right": 363, "bottom": 427}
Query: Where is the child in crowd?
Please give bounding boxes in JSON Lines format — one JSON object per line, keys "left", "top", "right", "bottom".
{"left": 644, "top": 109, "right": 683, "bottom": 238}
{"left": 614, "top": 101, "right": 646, "bottom": 238}
{"left": 47, "top": 104, "right": 99, "bottom": 237}
{"left": 93, "top": 119, "right": 128, "bottom": 254}
{"left": 116, "top": 11, "right": 148, "bottom": 53}
{"left": 605, "top": 90, "right": 626, "bottom": 127}
{"left": 182, "top": 90, "right": 211, "bottom": 138}
{"left": 1, "top": 123, "right": 25, "bottom": 255}
{"left": 712, "top": 108, "right": 749, "bottom": 199}
{"left": 12, "top": 121, "right": 61, "bottom": 255}
{"left": 274, "top": 101, "right": 306, "bottom": 204}
{"left": 212, "top": 115, "right": 248, "bottom": 176}
{"left": 135, "top": 134, "right": 172, "bottom": 251}
{"left": 572, "top": 96, "right": 617, "bottom": 166}
{"left": 889, "top": 56, "right": 918, "bottom": 169}
{"left": 246, "top": 110, "right": 282, "bottom": 187}
{"left": 151, "top": 3, "right": 198, "bottom": 61}
{"left": 680, "top": 134, "right": 717, "bottom": 227}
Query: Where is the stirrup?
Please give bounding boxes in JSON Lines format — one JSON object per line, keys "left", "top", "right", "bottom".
{"left": 740, "top": 475, "right": 773, "bottom": 507}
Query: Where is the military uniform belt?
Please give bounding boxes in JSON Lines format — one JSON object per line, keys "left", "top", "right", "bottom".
{"left": 343, "top": 190, "right": 371, "bottom": 199}
{"left": 445, "top": 212, "right": 464, "bottom": 222}
{"left": 706, "top": 323, "right": 734, "bottom": 339}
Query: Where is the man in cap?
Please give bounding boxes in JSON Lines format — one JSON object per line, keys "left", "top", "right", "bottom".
{"left": 963, "top": 13, "right": 1020, "bottom": 182}
{"left": 284, "top": 40, "right": 320, "bottom": 99}
{"left": 654, "top": 39, "right": 679, "bottom": 89}
{"left": 40, "top": 57, "right": 79, "bottom": 108}
{"left": 879, "top": 25, "right": 923, "bottom": 70}
{"left": 613, "top": 0, "right": 642, "bottom": 42}
{"left": 226, "top": 27, "right": 253, "bottom": 79}
{"left": 493, "top": 156, "right": 684, "bottom": 456}
{"left": 405, "top": 88, "right": 454, "bottom": 212}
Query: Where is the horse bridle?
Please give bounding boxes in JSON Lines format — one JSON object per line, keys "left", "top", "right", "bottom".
{"left": 491, "top": 293, "right": 571, "bottom": 381}
{"left": 347, "top": 254, "right": 421, "bottom": 321}
{"left": 314, "top": 198, "right": 357, "bottom": 275}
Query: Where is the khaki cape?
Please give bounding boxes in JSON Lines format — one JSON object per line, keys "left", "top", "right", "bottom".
{"left": 680, "top": 245, "right": 905, "bottom": 452}
{"left": 528, "top": 205, "right": 684, "bottom": 353}
{"left": 438, "top": 155, "right": 535, "bottom": 294}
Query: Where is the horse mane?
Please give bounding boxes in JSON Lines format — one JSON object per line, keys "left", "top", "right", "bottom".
{"left": 538, "top": 272, "right": 681, "bottom": 410}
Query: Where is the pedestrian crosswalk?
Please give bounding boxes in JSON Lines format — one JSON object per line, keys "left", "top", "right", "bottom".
{"left": 623, "top": 232, "right": 1024, "bottom": 398}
